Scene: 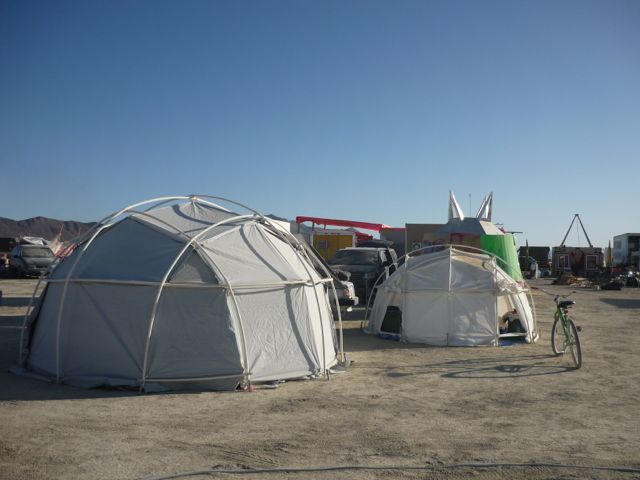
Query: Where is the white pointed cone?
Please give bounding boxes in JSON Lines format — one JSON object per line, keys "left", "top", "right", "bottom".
{"left": 448, "top": 190, "right": 465, "bottom": 221}
{"left": 476, "top": 192, "right": 493, "bottom": 221}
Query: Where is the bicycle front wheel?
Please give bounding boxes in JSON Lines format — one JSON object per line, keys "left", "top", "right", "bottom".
{"left": 566, "top": 318, "right": 582, "bottom": 369}
{"left": 551, "top": 315, "right": 565, "bottom": 355}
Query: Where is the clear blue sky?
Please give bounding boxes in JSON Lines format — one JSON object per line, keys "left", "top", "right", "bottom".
{"left": 1, "top": 0, "right": 638, "bottom": 248}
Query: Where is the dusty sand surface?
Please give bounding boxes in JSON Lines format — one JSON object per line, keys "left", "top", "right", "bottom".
{"left": 1, "top": 278, "right": 639, "bottom": 480}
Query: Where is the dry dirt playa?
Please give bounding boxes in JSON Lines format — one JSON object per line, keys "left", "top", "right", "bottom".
{"left": 0, "top": 278, "right": 639, "bottom": 480}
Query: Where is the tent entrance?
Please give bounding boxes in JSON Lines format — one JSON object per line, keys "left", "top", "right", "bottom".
{"left": 379, "top": 306, "right": 402, "bottom": 340}
{"left": 498, "top": 310, "right": 527, "bottom": 340}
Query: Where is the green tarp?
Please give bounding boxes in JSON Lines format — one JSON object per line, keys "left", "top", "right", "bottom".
{"left": 481, "top": 234, "right": 523, "bottom": 281}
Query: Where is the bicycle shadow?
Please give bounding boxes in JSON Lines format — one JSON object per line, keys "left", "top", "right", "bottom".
{"left": 379, "top": 354, "right": 575, "bottom": 379}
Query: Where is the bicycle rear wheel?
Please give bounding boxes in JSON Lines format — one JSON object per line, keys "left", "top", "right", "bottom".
{"left": 566, "top": 318, "right": 582, "bottom": 369}
{"left": 551, "top": 315, "right": 565, "bottom": 355}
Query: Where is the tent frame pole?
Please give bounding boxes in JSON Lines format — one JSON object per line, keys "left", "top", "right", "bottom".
{"left": 255, "top": 218, "right": 335, "bottom": 376}
{"left": 139, "top": 214, "right": 253, "bottom": 392}
{"left": 447, "top": 246, "right": 453, "bottom": 346}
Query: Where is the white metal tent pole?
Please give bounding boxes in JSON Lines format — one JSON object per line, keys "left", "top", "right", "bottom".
{"left": 289, "top": 236, "right": 344, "bottom": 365}
{"left": 256, "top": 219, "right": 333, "bottom": 376}
{"left": 525, "top": 287, "right": 538, "bottom": 342}
{"left": 193, "top": 244, "right": 252, "bottom": 386}
{"left": 492, "top": 256, "right": 499, "bottom": 343}
{"left": 52, "top": 221, "right": 122, "bottom": 383}
{"left": 18, "top": 275, "right": 46, "bottom": 365}
{"left": 139, "top": 213, "right": 253, "bottom": 392}
{"left": 65, "top": 196, "right": 195, "bottom": 248}
{"left": 401, "top": 255, "right": 408, "bottom": 341}
{"left": 195, "top": 193, "right": 339, "bottom": 371}
{"left": 194, "top": 220, "right": 334, "bottom": 374}
{"left": 447, "top": 247, "right": 453, "bottom": 346}
{"left": 188, "top": 234, "right": 255, "bottom": 387}
{"left": 217, "top": 201, "right": 339, "bottom": 374}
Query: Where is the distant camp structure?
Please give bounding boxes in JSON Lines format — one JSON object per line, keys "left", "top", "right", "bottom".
{"left": 552, "top": 214, "right": 603, "bottom": 277}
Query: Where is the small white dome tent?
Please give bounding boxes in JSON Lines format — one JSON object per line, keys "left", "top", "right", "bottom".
{"left": 364, "top": 246, "right": 538, "bottom": 346}
{"left": 17, "top": 196, "right": 343, "bottom": 391}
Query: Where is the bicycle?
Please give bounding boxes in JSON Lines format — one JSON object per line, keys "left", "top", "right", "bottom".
{"left": 532, "top": 287, "right": 582, "bottom": 369}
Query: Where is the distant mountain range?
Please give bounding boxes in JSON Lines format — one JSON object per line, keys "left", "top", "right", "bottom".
{"left": 0, "top": 214, "right": 304, "bottom": 243}
{"left": 0, "top": 216, "right": 95, "bottom": 242}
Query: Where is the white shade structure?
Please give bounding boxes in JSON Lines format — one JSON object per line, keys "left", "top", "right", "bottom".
{"left": 18, "top": 196, "right": 341, "bottom": 391}
{"left": 364, "top": 247, "right": 538, "bottom": 346}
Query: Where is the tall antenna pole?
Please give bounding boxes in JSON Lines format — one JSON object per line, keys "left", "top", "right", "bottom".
{"left": 468, "top": 193, "right": 471, "bottom": 216}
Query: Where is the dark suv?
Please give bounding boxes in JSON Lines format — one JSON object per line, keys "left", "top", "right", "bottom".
{"left": 329, "top": 247, "right": 398, "bottom": 303}
{"left": 10, "top": 244, "right": 56, "bottom": 277}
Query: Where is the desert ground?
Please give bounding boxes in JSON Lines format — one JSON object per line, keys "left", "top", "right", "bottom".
{"left": 0, "top": 278, "right": 639, "bottom": 480}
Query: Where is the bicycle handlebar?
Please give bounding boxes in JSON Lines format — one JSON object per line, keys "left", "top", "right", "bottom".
{"left": 530, "top": 286, "right": 576, "bottom": 298}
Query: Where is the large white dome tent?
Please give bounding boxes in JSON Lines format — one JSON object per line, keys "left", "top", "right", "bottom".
{"left": 17, "top": 195, "right": 344, "bottom": 391}
{"left": 364, "top": 245, "right": 538, "bottom": 347}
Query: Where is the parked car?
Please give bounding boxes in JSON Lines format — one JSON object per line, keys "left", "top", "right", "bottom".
{"left": 294, "top": 235, "right": 359, "bottom": 314}
{"left": 9, "top": 244, "right": 56, "bottom": 277}
{"left": 329, "top": 246, "right": 398, "bottom": 304}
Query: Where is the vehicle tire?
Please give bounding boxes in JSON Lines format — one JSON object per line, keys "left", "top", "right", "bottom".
{"left": 566, "top": 318, "right": 582, "bottom": 369}
{"left": 551, "top": 314, "right": 565, "bottom": 355}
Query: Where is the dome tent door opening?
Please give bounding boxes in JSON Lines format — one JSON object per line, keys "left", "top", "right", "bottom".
{"left": 17, "top": 195, "right": 343, "bottom": 392}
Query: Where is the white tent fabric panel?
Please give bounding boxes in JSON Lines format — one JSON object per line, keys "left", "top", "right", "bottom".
{"left": 450, "top": 257, "right": 494, "bottom": 290}
{"left": 261, "top": 228, "right": 325, "bottom": 284}
{"left": 42, "top": 283, "right": 154, "bottom": 383}
{"left": 234, "top": 286, "right": 320, "bottom": 382}
{"left": 51, "top": 219, "right": 185, "bottom": 282}
{"left": 26, "top": 284, "right": 64, "bottom": 376}
{"left": 496, "top": 295, "right": 513, "bottom": 317}
{"left": 202, "top": 224, "right": 302, "bottom": 285}
{"left": 169, "top": 249, "right": 219, "bottom": 284}
{"left": 133, "top": 202, "right": 238, "bottom": 238}
{"left": 401, "top": 257, "right": 449, "bottom": 291}
{"left": 401, "top": 292, "right": 449, "bottom": 345}
{"left": 512, "top": 291, "right": 536, "bottom": 342}
{"left": 49, "top": 247, "right": 80, "bottom": 280}
{"left": 147, "top": 288, "right": 243, "bottom": 379}
{"left": 306, "top": 283, "right": 338, "bottom": 371}
{"left": 448, "top": 293, "right": 497, "bottom": 346}
{"left": 59, "top": 283, "right": 153, "bottom": 380}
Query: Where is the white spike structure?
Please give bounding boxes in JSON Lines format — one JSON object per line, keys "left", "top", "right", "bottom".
{"left": 448, "top": 190, "right": 465, "bottom": 221}
{"left": 475, "top": 191, "right": 493, "bottom": 221}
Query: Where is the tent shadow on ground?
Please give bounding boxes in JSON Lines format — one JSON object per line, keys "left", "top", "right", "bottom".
{"left": 600, "top": 298, "right": 640, "bottom": 309}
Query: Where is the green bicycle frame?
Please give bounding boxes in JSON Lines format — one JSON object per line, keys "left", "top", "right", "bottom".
{"left": 554, "top": 308, "right": 573, "bottom": 347}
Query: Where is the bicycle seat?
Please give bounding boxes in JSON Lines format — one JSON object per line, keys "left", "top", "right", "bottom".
{"left": 559, "top": 300, "right": 575, "bottom": 309}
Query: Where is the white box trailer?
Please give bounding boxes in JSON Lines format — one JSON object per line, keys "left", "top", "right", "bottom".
{"left": 613, "top": 233, "right": 640, "bottom": 268}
